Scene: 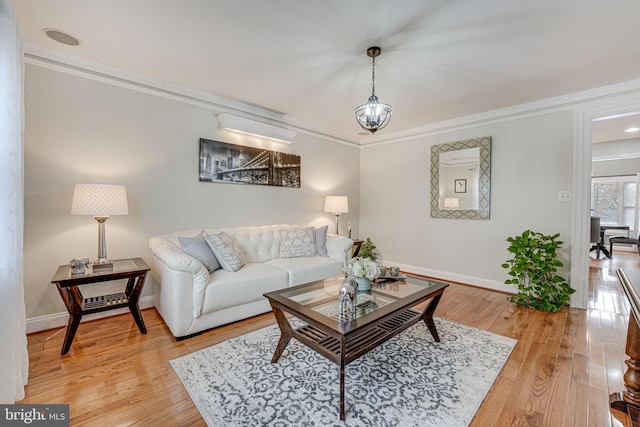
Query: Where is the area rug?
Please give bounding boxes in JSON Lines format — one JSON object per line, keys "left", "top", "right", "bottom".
{"left": 170, "top": 317, "right": 516, "bottom": 426}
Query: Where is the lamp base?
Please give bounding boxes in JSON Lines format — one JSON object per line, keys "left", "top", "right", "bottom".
{"left": 92, "top": 262, "right": 113, "bottom": 272}
{"left": 94, "top": 216, "right": 112, "bottom": 272}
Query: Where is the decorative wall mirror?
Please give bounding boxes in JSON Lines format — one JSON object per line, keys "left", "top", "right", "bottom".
{"left": 430, "top": 136, "right": 491, "bottom": 219}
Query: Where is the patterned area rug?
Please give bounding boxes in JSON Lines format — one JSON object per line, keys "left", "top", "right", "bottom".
{"left": 170, "top": 317, "right": 516, "bottom": 426}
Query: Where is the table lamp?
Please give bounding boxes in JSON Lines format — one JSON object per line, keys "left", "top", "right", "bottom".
{"left": 324, "top": 196, "right": 349, "bottom": 235}
{"left": 71, "top": 184, "right": 128, "bottom": 271}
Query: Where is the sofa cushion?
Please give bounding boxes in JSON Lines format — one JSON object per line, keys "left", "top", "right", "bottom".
{"left": 279, "top": 227, "right": 317, "bottom": 258}
{"left": 266, "top": 256, "right": 344, "bottom": 287}
{"left": 204, "top": 231, "right": 246, "bottom": 272}
{"left": 315, "top": 225, "right": 329, "bottom": 257}
{"left": 225, "top": 227, "right": 281, "bottom": 263}
{"left": 178, "top": 231, "right": 221, "bottom": 273}
{"left": 201, "top": 263, "right": 288, "bottom": 314}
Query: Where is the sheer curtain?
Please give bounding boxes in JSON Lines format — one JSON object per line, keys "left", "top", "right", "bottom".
{"left": 636, "top": 173, "right": 640, "bottom": 237}
{"left": 0, "top": 0, "right": 28, "bottom": 403}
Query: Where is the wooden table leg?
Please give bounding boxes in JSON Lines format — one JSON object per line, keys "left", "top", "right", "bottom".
{"left": 611, "top": 312, "right": 640, "bottom": 415}
{"left": 270, "top": 303, "right": 293, "bottom": 363}
{"left": 126, "top": 274, "right": 147, "bottom": 334}
{"left": 339, "top": 339, "right": 347, "bottom": 420}
{"left": 56, "top": 284, "right": 83, "bottom": 355}
{"left": 421, "top": 292, "right": 444, "bottom": 342}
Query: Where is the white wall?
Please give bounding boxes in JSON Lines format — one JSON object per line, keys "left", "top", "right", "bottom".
{"left": 23, "top": 57, "right": 640, "bottom": 329}
{"left": 23, "top": 64, "right": 360, "bottom": 326}
{"left": 359, "top": 111, "right": 574, "bottom": 291}
{"left": 592, "top": 138, "right": 640, "bottom": 177}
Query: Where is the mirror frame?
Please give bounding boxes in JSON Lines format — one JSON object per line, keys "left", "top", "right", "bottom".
{"left": 430, "top": 136, "right": 492, "bottom": 219}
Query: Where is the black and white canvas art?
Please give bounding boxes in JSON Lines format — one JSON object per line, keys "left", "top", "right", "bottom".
{"left": 199, "top": 138, "right": 301, "bottom": 188}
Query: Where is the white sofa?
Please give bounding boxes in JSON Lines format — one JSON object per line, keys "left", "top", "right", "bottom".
{"left": 148, "top": 224, "right": 353, "bottom": 338}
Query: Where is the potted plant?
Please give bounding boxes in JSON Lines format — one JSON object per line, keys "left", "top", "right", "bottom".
{"left": 501, "top": 230, "right": 574, "bottom": 312}
{"left": 345, "top": 257, "right": 380, "bottom": 291}
{"left": 358, "top": 237, "right": 378, "bottom": 261}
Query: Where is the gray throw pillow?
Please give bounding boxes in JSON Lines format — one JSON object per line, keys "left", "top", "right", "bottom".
{"left": 204, "top": 231, "right": 246, "bottom": 272}
{"left": 315, "top": 225, "right": 329, "bottom": 257}
{"left": 279, "top": 227, "right": 317, "bottom": 258}
{"left": 178, "top": 232, "right": 221, "bottom": 273}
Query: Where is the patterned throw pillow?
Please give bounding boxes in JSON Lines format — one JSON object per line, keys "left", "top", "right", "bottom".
{"left": 204, "top": 232, "right": 246, "bottom": 272}
{"left": 279, "top": 227, "right": 317, "bottom": 258}
{"left": 178, "top": 231, "right": 221, "bottom": 273}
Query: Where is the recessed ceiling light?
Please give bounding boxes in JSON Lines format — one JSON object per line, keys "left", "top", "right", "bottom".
{"left": 624, "top": 127, "right": 640, "bottom": 133}
{"left": 44, "top": 28, "right": 80, "bottom": 46}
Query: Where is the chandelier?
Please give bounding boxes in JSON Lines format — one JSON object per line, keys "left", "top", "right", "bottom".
{"left": 354, "top": 46, "right": 392, "bottom": 134}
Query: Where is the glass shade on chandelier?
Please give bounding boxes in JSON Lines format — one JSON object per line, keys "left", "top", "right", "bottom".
{"left": 354, "top": 95, "right": 392, "bottom": 134}
{"left": 354, "top": 46, "right": 392, "bottom": 134}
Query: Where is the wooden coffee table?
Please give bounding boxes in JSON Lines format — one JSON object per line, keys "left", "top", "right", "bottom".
{"left": 263, "top": 275, "right": 448, "bottom": 420}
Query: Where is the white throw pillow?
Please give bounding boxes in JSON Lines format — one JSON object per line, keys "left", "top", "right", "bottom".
{"left": 178, "top": 231, "right": 221, "bottom": 272}
{"left": 279, "top": 227, "right": 317, "bottom": 258}
{"left": 204, "top": 231, "right": 246, "bottom": 272}
{"left": 315, "top": 225, "right": 329, "bottom": 257}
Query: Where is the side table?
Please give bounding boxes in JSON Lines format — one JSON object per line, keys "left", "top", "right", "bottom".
{"left": 50, "top": 257, "right": 150, "bottom": 355}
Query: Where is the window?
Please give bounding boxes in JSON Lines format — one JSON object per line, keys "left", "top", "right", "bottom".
{"left": 591, "top": 176, "right": 637, "bottom": 231}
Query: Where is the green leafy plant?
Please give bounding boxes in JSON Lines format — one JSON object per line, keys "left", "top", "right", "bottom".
{"left": 501, "top": 230, "right": 574, "bottom": 312}
{"left": 358, "top": 237, "right": 378, "bottom": 261}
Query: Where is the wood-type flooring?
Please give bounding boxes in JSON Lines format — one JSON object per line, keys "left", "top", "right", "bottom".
{"left": 19, "top": 251, "right": 640, "bottom": 426}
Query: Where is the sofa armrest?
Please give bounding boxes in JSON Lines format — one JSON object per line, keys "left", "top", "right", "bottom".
{"left": 326, "top": 234, "right": 354, "bottom": 267}
{"left": 149, "top": 237, "right": 210, "bottom": 316}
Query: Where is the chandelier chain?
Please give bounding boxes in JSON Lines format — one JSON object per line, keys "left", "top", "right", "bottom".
{"left": 371, "top": 56, "right": 376, "bottom": 97}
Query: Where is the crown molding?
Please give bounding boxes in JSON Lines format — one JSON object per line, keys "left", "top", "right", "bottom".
{"left": 362, "top": 78, "right": 640, "bottom": 147}
{"left": 23, "top": 43, "right": 640, "bottom": 148}
{"left": 23, "top": 43, "right": 360, "bottom": 146}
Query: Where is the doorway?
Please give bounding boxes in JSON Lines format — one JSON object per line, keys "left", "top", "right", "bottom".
{"left": 572, "top": 97, "right": 640, "bottom": 309}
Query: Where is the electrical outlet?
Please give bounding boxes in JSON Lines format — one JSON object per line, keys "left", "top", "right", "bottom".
{"left": 558, "top": 191, "right": 571, "bottom": 202}
{"left": 387, "top": 243, "right": 393, "bottom": 251}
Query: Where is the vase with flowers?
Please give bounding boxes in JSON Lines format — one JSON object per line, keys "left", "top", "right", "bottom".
{"left": 345, "top": 256, "right": 380, "bottom": 291}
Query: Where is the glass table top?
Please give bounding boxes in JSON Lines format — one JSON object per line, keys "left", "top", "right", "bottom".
{"left": 277, "top": 276, "right": 443, "bottom": 323}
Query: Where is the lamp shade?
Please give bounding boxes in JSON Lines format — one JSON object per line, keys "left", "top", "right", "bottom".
{"left": 71, "top": 184, "right": 128, "bottom": 216}
{"left": 324, "top": 196, "right": 349, "bottom": 214}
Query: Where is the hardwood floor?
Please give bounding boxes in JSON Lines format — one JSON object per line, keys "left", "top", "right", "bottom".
{"left": 20, "top": 253, "right": 640, "bottom": 426}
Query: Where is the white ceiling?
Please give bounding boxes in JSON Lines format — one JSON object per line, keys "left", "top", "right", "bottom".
{"left": 592, "top": 113, "right": 640, "bottom": 143}
{"left": 12, "top": 0, "right": 640, "bottom": 142}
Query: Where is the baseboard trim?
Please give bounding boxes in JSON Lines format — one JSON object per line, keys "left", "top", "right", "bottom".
{"left": 381, "top": 261, "right": 514, "bottom": 294}
{"left": 26, "top": 295, "right": 156, "bottom": 334}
